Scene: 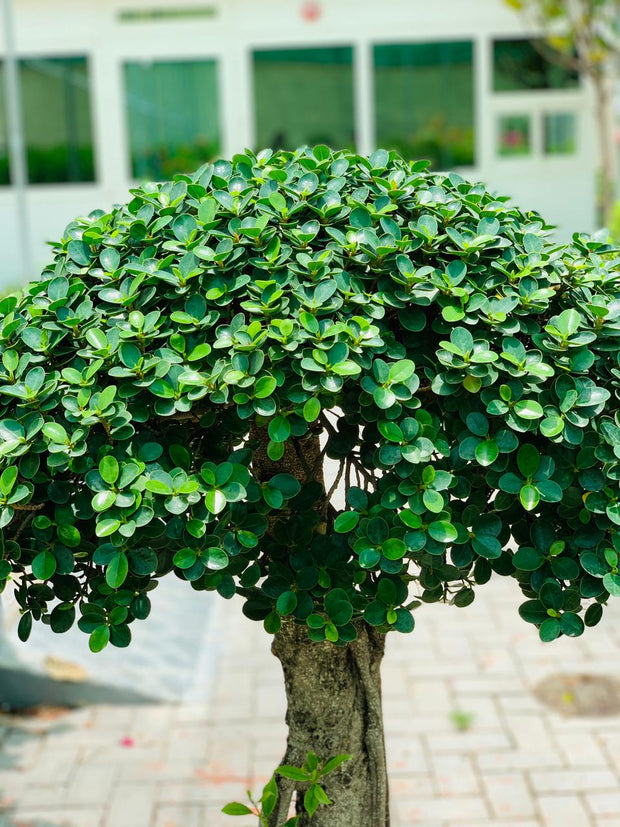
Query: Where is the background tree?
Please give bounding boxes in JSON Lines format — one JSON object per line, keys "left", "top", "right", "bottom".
{"left": 505, "top": 0, "right": 620, "bottom": 224}
{"left": 1, "top": 147, "right": 620, "bottom": 826}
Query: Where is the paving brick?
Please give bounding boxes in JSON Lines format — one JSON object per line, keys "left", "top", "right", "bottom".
{"left": 396, "top": 794, "right": 490, "bottom": 823}
{"left": 530, "top": 768, "right": 617, "bottom": 794}
{"left": 65, "top": 763, "right": 118, "bottom": 806}
{"left": 11, "top": 783, "right": 66, "bottom": 807}
{"left": 452, "top": 675, "right": 527, "bottom": 695}
{"left": 538, "top": 794, "right": 591, "bottom": 826}
{"left": 505, "top": 714, "right": 557, "bottom": 754}
{"left": 16, "top": 744, "right": 79, "bottom": 785}
{"left": 586, "top": 792, "right": 620, "bottom": 818}
{"left": 105, "top": 784, "right": 157, "bottom": 827}
{"left": 406, "top": 678, "right": 453, "bottom": 714}
{"left": 430, "top": 730, "right": 512, "bottom": 753}
{"left": 430, "top": 753, "right": 479, "bottom": 796}
{"left": 5, "top": 805, "right": 105, "bottom": 827}
{"left": 389, "top": 774, "right": 435, "bottom": 798}
{"left": 482, "top": 772, "right": 536, "bottom": 819}
{"left": 455, "top": 822, "right": 540, "bottom": 827}
{"left": 153, "top": 803, "right": 205, "bottom": 827}
{"left": 552, "top": 730, "right": 609, "bottom": 768}
{"left": 477, "top": 750, "right": 564, "bottom": 773}
{"left": 385, "top": 734, "right": 428, "bottom": 774}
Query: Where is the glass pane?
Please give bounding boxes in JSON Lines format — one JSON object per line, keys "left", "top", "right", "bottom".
{"left": 493, "top": 40, "right": 579, "bottom": 92}
{"left": 253, "top": 47, "right": 354, "bottom": 151}
{"left": 20, "top": 57, "right": 95, "bottom": 184}
{"left": 373, "top": 41, "right": 475, "bottom": 169}
{"left": 0, "top": 64, "right": 9, "bottom": 184}
{"left": 125, "top": 60, "right": 220, "bottom": 180}
{"left": 497, "top": 115, "right": 531, "bottom": 157}
{"left": 544, "top": 112, "right": 576, "bottom": 155}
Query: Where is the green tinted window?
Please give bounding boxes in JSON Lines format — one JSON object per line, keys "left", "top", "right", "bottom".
{"left": 373, "top": 42, "right": 475, "bottom": 169}
{"left": 493, "top": 40, "right": 579, "bottom": 91}
{"left": 125, "top": 60, "right": 220, "bottom": 180}
{"left": 0, "top": 65, "right": 9, "bottom": 185}
{"left": 498, "top": 114, "right": 531, "bottom": 157}
{"left": 544, "top": 112, "right": 577, "bottom": 155}
{"left": 20, "top": 57, "right": 95, "bottom": 184}
{"left": 253, "top": 47, "right": 354, "bottom": 151}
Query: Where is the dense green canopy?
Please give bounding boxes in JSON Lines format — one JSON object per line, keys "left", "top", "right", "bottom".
{"left": 1, "top": 146, "right": 619, "bottom": 651}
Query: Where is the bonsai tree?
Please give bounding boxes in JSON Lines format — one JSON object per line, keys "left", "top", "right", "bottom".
{"left": 1, "top": 146, "right": 619, "bottom": 826}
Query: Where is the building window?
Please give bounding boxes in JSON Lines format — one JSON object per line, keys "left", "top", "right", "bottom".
{"left": 253, "top": 47, "right": 355, "bottom": 151}
{"left": 497, "top": 114, "right": 531, "bottom": 157}
{"left": 124, "top": 60, "right": 220, "bottom": 180}
{"left": 0, "top": 66, "right": 9, "bottom": 185}
{"left": 373, "top": 41, "right": 475, "bottom": 169}
{"left": 20, "top": 57, "right": 95, "bottom": 184}
{"left": 493, "top": 40, "right": 579, "bottom": 92}
{"left": 544, "top": 112, "right": 576, "bottom": 155}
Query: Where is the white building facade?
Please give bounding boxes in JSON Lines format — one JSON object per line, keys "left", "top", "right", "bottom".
{"left": 0, "top": 0, "right": 597, "bottom": 288}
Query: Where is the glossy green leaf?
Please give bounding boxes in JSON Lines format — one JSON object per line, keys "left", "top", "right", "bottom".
{"left": 106, "top": 553, "right": 129, "bottom": 589}
{"left": 428, "top": 521, "right": 457, "bottom": 544}
{"left": 205, "top": 489, "right": 227, "bottom": 515}
{"left": 268, "top": 415, "right": 291, "bottom": 443}
{"left": 334, "top": 511, "right": 360, "bottom": 533}
{"left": 382, "top": 538, "right": 407, "bottom": 560}
{"left": 303, "top": 397, "right": 321, "bottom": 422}
{"left": 89, "top": 625, "right": 110, "bottom": 653}
{"left": 42, "top": 422, "right": 68, "bottom": 443}
{"left": 475, "top": 439, "right": 499, "bottom": 466}
{"left": 603, "top": 572, "right": 620, "bottom": 596}
{"left": 520, "top": 485, "right": 540, "bottom": 511}
{"left": 32, "top": 550, "right": 57, "bottom": 580}
{"left": 514, "top": 400, "right": 544, "bottom": 420}
{"left": 254, "top": 375, "right": 277, "bottom": 399}
{"left": 99, "top": 456, "right": 119, "bottom": 485}
{"left": 517, "top": 444, "right": 540, "bottom": 477}
{"left": 222, "top": 803, "right": 254, "bottom": 816}
{"left": 92, "top": 490, "right": 116, "bottom": 512}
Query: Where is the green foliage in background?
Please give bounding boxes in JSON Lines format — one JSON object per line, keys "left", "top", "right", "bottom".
{"left": 504, "top": 0, "right": 620, "bottom": 223}
{"left": 505, "top": 0, "right": 620, "bottom": 68}
{"left": 1, "top": 146, "right": 620, "bottom": 651}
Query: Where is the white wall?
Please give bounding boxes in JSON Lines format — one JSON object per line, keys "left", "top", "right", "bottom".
{"left": 0, "top": 0, "right": 597, "bottom": 289}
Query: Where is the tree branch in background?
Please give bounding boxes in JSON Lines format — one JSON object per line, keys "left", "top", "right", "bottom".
{"left": 504, "top": 0, "right": 620, "bottom": 222}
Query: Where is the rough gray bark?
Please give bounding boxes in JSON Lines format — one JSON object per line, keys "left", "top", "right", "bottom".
{"left": 267, "top": 620, "right": 389, "bottom": 827}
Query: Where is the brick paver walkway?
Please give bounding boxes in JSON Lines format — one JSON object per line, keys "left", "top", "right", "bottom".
{"left": 2, "top": 576, "right": 620, "bottom": 827}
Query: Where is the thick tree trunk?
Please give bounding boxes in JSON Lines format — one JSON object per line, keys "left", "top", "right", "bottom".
{"left": 268, "top": 621, "right": 389, "bottom": 827}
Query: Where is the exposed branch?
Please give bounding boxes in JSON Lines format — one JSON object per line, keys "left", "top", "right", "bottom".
{"left": 327, "top": 459, "right": 346, "bottom": 502}
{"left": 12, "top": 503, "right": 45, "bottom": 512}
{"left": 318, "top": 412, "right": 338, "bottom": 439}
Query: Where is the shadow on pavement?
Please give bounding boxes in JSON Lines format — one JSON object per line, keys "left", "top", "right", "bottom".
{"left": 0, "top": 666, "right": 159, "bottom": 711}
